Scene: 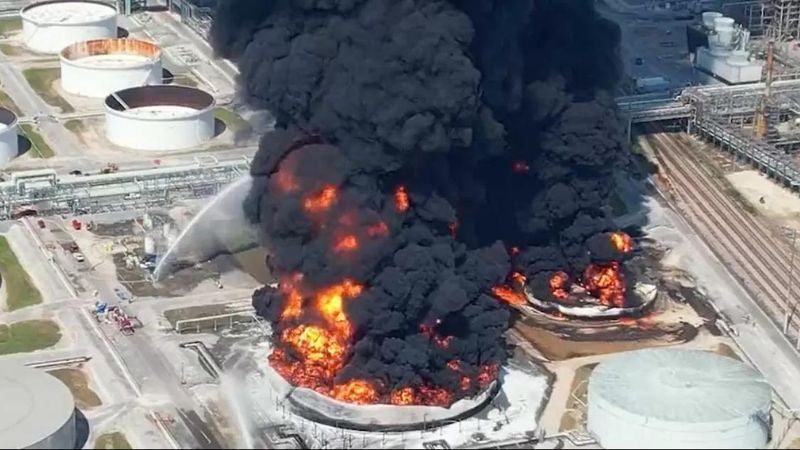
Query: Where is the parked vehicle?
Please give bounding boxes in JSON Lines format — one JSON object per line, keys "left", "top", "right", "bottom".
{"left": 73, "top": 253, "right": 85, "bottom": 263}
{"left": 37, "top": 219, "right": 45, "bottom": 229}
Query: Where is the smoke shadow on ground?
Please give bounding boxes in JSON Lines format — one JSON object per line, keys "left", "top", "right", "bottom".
{"left": 162, "top": 68, "right": 176, "bottom": 84}
{"left": 214, "top": 118, "right": 227, "bottom": 137}
{"left": 16, "top": 134, "right": 31, "bottom": 157}
{"left": 73, "top": 408, "right": 89, "bottom": 449}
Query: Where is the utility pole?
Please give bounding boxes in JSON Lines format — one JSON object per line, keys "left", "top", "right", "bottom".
{"left": 784, "top": 227, "right": 798, "bottom": 335}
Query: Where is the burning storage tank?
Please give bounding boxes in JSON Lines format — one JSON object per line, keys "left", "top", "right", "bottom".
{"left": 104, "top": 85, "right": 216, "bottom": 151}
{"left": 21, "top": 0, "right": 117, "bottom": 55}
{"left": 0, "top": 362, "right": 77, "bottom": 449}
{"left": 587, "top": 348, "right": 772, "bottom": 449}
{"left": 60, "top": 38, "right": 162, "bottom": 98}
{"left": 0, "top": 107, "right": 19, "bottom": 165}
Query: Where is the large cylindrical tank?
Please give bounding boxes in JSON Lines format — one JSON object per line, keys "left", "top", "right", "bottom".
{"left": 104, "top": 85, "right": 216, "bottom": 151}
{"left": 21, "top": 0, "right": 117, "bottom": 54}
{"left": 587, "top": 348, "right": 771, "bottom": 449}
{"left": 702, "top": 12, "right": 723, "bottom": 30}
{"left": 0, "top": 107, "right": 19, "bottom": 165}
{"left": 61, "top": 38, "right": 163, "bottom": 98}
{"left": 0, "top": 362, "right": 77, "bottom": 449}
{"left": 144, "top": 236, "right": 155, "bottom": 255}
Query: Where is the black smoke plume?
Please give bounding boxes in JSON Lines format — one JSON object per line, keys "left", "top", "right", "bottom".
{"left": 212, "top": 0, "right": 626, "bottom": 403}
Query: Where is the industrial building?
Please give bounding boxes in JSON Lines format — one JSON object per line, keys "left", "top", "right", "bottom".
{"left": 0, "top": 362, "right": 77, "bottom": 449}
{"left": 587, "top": 348, "right": 772, "bottom": 449}
{"left": 21, "top": 0, "right": 117, "bottom": 54}
{"left": 104, "top": 85, "right": 216, "bottom": 151}
{"left": 0, "top": 106, "right": 19, "bottom": 165}
{"left": 60, "top": 38, "right": 163, "bottom": 98}
{"left": 694, "top": 12, "right": 764, "bottom": 84}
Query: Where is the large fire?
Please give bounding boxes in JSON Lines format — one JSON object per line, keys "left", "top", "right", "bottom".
{"left": 268, "top": 176, "right": 502, "bottom": 406}
{"left": 610, "top": 232, "right": 633, "bottom": 253}
{"left": 582, "top": 262, "right": 626, "bottom": 307}
{"left": 492, "top": 232, "right": 632, "bottom": 309}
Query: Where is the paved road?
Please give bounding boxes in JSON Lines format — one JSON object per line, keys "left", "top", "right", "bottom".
{"left": 0, "top": 52, "right": 85, "bottom": 158}
{"left": 645, "top": 131, "right": 800, "bottom": 408}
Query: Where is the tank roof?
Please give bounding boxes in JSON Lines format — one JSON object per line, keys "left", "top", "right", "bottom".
{"left": 21, "top": 1, "right": 116, "bottom": 25}
{"left": 589, "top": 348, "right": 771, "bottom": 423}
{"left": 105, "top": 85, "right": 215, "bottom": 112}
{"left": 0, "top": 362, "right": 75, "bottom": 449}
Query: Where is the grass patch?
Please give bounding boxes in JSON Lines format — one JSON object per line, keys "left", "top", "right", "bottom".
{"left": 94, "top": 432, "right": 132, "bottom": 450}
{"left": 20, "top": 123, "right": 55, "bottom": 158}
{"left": 559, "top": 363, "right": 597, "bottom": 432}
{"left": 786, "top": 437, "right": 800, "bottom": 449}
{"left": 214, "top": 107, "right": 252, "bottom": 135}
{"left": 0, "top": 87, "right": 21, "bottom": 116}
{"left": 0, "top": 236, "right": 42, "bottom": 310}
{"left": 0, "top": 43, "right": 22, "bottom": 56}
{"left": 0, "top": 320, "right": 61, "bottom": 355}
{"left": 172, "top": 74, "right": 198, "bottom": 87}
{"left": 64, "top": 119, "right": 86, "bottom": 134}
{"left": 22, "top": 68, "right": 74, "bottom": 113}
{"left": 48, "top": 368, "right": 102, "bottom": 409}
{"left": 0, "top": 18, "right": 21, "bottom": 37}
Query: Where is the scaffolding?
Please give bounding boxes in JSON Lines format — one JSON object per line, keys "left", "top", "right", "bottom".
{"left": 0, "top": 156, "right": 251, "bottom": 220}
{"left": 762, "top": 0, "right": 800, "bottom": 41}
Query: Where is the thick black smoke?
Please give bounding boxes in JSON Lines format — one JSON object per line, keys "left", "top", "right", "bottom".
{"left": 212, "top": 0, "right": 626, "bottom": 399}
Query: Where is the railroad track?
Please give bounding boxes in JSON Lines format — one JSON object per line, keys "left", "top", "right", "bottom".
{"left": 647, "top": 131, "right": 800, "bottom": 336}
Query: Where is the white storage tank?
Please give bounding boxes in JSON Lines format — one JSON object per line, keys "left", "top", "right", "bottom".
{"left": 61, "top": 38, "right": 163, "bottom": 98}
{"left": 144, "top": 235, "right": 155, "bottom": 255}
{"left": 0, "top": 107, "right": 19, "bottom": 165}
{"left": 0, "top": 362, "right": 77, "bottom": 449}
{"left": 104, "top": 85, "right": 216, "bottom": 151}
{"left": 21, "top": 0, "right": 117, "bottom": 55}
{"left": 587, "top": 348, "right": 771, "bottom": 449}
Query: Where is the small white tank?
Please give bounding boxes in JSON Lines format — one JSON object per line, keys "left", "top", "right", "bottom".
{"left": 142, "top": 213, "right": 152, "bottom": 230}
{"left": 714, "top": 17, "right": 736, "bottom": 47}
{"left": 143, "top": 236, "right": 155, "bottom": 255}
{"left": 702, "top": 11, "right": 723, "bottom": 30}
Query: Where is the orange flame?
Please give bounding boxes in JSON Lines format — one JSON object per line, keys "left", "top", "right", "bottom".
{"left": 460, "top": 376, "right": 472, "bottom": 391}
{"left": 478, "top": 363, "right": 499, "bottom": 388}
{"left": 390, "top": 387, "right": 416, "bottom": 405}
{"left": 512, "top": 161, "right": 530, "bottom": 173}
{"left": 418, "top": 385, "right": 453, "bottom": 406}
{"left": 304, "top": 185, "right": 338, "bottom": 212}
{"left": 511, "top": 271, "right": 526, "bottom": 286}
{"left": 394, "top": 186, "right": 410, "bottom": 212}
{"left": 610, "top": 232, "right": 633, "bottom": 253}
{"left": 331, "top": 379, "right": 378, "bottom": 404}
{"left": 448, "top": 221, "right": 459, "bottom": 237}
{"left": 366, "top": 221, "right": 389, "bottom": 237}
{"left": 275, "top": 171, "right": 299, "bottom": 193}
{"left": 549, "top": 271, "right": 570, "bottom": 301}
{"left": 583, "top": 262, "right": 625, "bottom": 307}
{"left": 333, "top": 235, "right": 359, "bottom": 252}
{"left": 491, "top": 286, "right": 526, "bottom": 305}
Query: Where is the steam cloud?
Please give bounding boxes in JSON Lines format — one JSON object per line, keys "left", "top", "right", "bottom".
{"left": 212, "top": 0, "right": 626, "bottom": 402}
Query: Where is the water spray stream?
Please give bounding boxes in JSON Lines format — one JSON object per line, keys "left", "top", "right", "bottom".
{"left": 219, "top": 374, "right": 256, "bottom": 449}
{"left": 153, "top": 176, "right": 255, "bottom": 280}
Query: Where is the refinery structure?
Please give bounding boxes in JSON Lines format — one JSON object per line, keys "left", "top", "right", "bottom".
{"left": 1, "top": 1, "right": 800, "bottom": 450}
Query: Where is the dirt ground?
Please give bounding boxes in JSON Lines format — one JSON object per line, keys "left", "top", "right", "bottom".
{"left": 726, "top": 170, "right": 800, "bottom": 230}
{"left": 47, "top": 367, "right": 102, "bottom": 410}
